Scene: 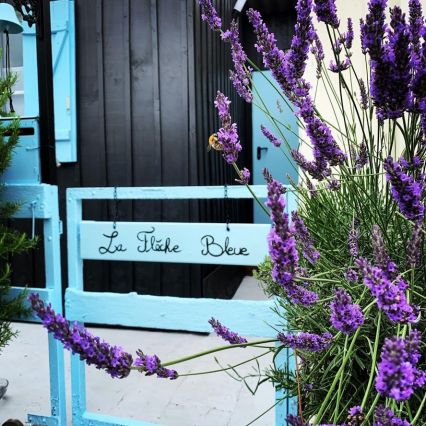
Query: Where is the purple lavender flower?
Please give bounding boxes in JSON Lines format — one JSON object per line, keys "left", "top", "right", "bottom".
{"left": 298, "top": 100, "right": 347, "bottom": 179}
{"left": 286, "top": 415, "right": 309, "bottom": 426}
{"left": 327, "top": 177, "right": 341, "bottom": 191}
{"left": 345, "top": 268, "right": 359, "bottom": 282}
{"left": 291, "top": 211, "right": 320, "bottom": 264}
{"left": 291, "top": 149, "right": 331, "bottom": 181}
{"left": 261, "top": 125, "right": 282, "bottom": 147}
{"left": 285, "top": 282, "right": 320, "bottom": 306}
{"left": 285, "top": 0, "right": 316, "bottom": 90}
{"left": 356, "top": 258, "right": 418, "bottom": 323}
{"left": 361, "top": 0, "right": 387, "bottom": 59}
{"left": 265, "top": 174, "right": 297, "bottom": 287}
{"left": 406, "top": 222, "right": 423, "bottom": 267}
{"left": 311, "top": 33, "right": 325, "bottom": 79}
{"left": 221, "top": 21, "right": 253, "bottom": 103}
{"left": 375, "top": 331, "right": 426, "bottom": 401}
{"left": 306, "top": 178, "right": 318, "bottom": 198}
{"left": 384, "top": 156, "right": 425, "bottom": 222}
{"left": 359, "top": 79, "right": 369, "bottom": 110}
{"left": 371, "top": 225, "right": 391, "bottom": 269}
{"left": 329, "top": 58, "right": 351, "bottom": 73}
{"left": 208, "top": 317, "right": 248, "bottom": 344}
{"left": 345, "top": 18, "right": 354, "bottom": 50}
{"left": 313, "top": 0, "right": 340, "bottom": 28}
{"left": 348, "top": 220, "right": 360, "bottom": 258}
{"left": 248, "top": 4, "right": 345, "bottom": 180}
{"left": 265, "top": 172, "right": 319, "bottom": 306}
{"left": 330, "top": 288, "right": 365, "bottom": 335}
{"left": 264, "top": 170, "right": 318, "bottom": 306}
{"left": 134, "top": 351, "right": 177, "bottom": 379}
{"left": 364, "top": 5, "right": 412, "bottom": 119}
{"left": 411, "top": 39, "right": 426, "bottom": 113}
{"left": 408, "top": 0, "right": 424, "bottom": 58}
{"left": 349, "top": 406, "right": 363, "bottom": 418}
{"left": 355, "top": 141, "right": 368, "bottom": 169}
{"left": 214, "top": 91, "right": 242, "bottom": 163}
{"left": 246, "top": 4, "right": 313, "bottom": 102}
{"left": 246, "top": 9, "right": 294, "bottom": 98}
{"left": 198, "top": 0, "right": 221, "bottom": 31}
{"left": 373, "top": 405, "right": 410, "bottom": 426}
{"left": 29, "top": 293, "right": 133, "bottom": 379}
{"left": 277, "top": 331, "right": 333, "bottom": 352}
{"left": 236, "top": 167, "right": 250, "bottom": 185}
{"left": 346, "top": 406, "right": 365, "bottom": 425}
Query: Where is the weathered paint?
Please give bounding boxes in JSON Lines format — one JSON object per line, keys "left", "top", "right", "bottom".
{"left": 66, "top": 185, "right": 295, "bottom": 425}
{"left": 5, "top": 184, "right": 66, "bottom": 426}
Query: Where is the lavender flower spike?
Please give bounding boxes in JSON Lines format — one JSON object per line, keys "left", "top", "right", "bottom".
{"left": 214, "top": 91, "right": 242, "bottom": 164}
{"left": 373, "top": 405, "right": 410, "bottom": 426}
{"left": 29, "top": 293, "right": 133, "bottom": 379}
{"left": 198, "top": 0, "right": 221, "bottom": 31}
{"left": 314, "top": 0, "right": 340, "bottom": 28}
{"left": 348, "top": 224, "right": 360, "bottom": 258}
{"left": 375, "top": 331, "right": 426, "bottom": 401}
{"left": 291, "top": 211, "right": 320, "bottom": 264}
{"left": 265, "top": 171, "right": 319, "bottom": 305}
{"left": 261, "top": 125, "right": 283, "bottom": 147}
{"left": 406, "top": 222, "right": 423, "bottom": 268}
{"left": 330, "top": 288, "right": 365, "bottom": 335}
{"left": 277, "top": 331, "right": 333, "bottom": 352}
{"left": 209, "top": 318, "right": 248, "bottom": 345}
{"left": 134, "top": 351, "right": 177, "bottom": 379}
{"left": 235, "top": 167, "right": 250, "bottom": 185}
{"left": 356, "top": 258, "right": 418, "bottom": 323}
{"left": 384, "top": 156, "right": 425, "bottom": 222}
{"left": 345, "top": 18, "right": 354, "bottom": 50}
{"left": 221, "top": 21, "right": 253, "bottom": 103}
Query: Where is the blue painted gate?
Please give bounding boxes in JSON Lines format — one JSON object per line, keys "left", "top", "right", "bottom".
{"left": 4, "top": 183, "right": 66, "bottom": 426}
{"left": 65, "top": 185, "right": 297, "bottom": 425}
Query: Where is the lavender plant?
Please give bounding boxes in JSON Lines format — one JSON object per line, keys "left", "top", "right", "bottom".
{"left": 200, "top": 0, "right": 426, "bottom": 424}
{"left": 29, "top": 0, "right": 426, "bottom": 424}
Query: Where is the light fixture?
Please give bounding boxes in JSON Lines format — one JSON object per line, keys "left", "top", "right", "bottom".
{"left": 0, "top": 2, "right": 23, "bottom": 113}
{"left": 232, "top": 0, "right": 248, "bottom": 20}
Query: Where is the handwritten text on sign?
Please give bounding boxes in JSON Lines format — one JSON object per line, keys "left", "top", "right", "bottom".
{"left": 79, "top": 221, "right": 270, "bottom": 266}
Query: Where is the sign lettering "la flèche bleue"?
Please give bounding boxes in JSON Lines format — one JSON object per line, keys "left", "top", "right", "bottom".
{"left": 79, "top": 221, "right": 269, "bottom": 266}
{"left": 98, "top": 227, "right": 249, "bottom": 258}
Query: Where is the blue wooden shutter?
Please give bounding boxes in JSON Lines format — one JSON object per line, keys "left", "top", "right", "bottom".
{"left": 23, "top": 0, "right": 77, "bottom": 162}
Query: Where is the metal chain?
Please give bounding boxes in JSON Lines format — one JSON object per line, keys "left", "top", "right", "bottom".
{"left": 30, "top": 201, "right": 36, "bottom": 240}
{"left": 113, "top": 186, "right": 119, "bottom": 230}
{"left": 224, "top": 184, "right": 230, "bottom": 232}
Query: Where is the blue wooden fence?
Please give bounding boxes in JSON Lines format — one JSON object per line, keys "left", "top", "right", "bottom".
{"left": 65, "top": 185, "right": 297, "bottom": 426}
{"left": 4, "top": 183, "right": 66, "bottom": 426}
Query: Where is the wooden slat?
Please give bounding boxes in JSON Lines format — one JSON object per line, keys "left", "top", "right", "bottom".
{"left": 67, "top": 185, "right": 269, "bottom": 200}
{"left": 66, "top": 288, "right": 277, "bottom": 337}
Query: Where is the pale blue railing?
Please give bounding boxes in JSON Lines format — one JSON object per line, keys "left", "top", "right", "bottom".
{"left": 65, "top": 185, "right": 297, "bottom": 426}
{"left": 5, "top": 184, "right": 66, "bottom": 426}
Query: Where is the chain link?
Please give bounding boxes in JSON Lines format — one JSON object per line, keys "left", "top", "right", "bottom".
{"left": 224, "top": 184, "right": 230, "bottom": 232}
{"left": 113, "top": 186, "right": 119, "bottom": 230}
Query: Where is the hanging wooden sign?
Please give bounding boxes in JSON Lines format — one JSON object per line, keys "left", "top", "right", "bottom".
{"left": 79, "top": 221, "right": 270, "bottom": 266}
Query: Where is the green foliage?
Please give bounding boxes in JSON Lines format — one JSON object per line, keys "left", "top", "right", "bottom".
{"left": 255, "top": 115, "right": 426, "bottom": 423}
{"left": 0, "top": 70, "right": 34, "bottom": 353}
